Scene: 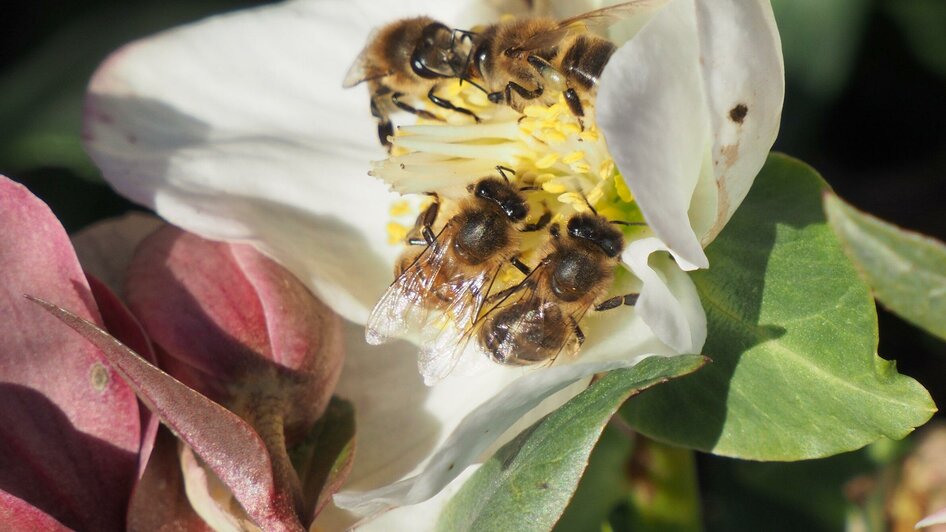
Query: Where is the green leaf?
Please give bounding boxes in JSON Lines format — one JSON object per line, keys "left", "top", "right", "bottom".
{"left": 824, "top": 193, "right": 946, "bottom": 342}
{"left": 438, "top": 355, "right": 707, "bottom": 532}
{"left": 553, "top": 424, "right": 633, "bottom": 532}
{"left": 624, "top": 153, "right": 935, "bottom": 460}
{"left": 289, "top": 397, "right": 356, "bottom": 521}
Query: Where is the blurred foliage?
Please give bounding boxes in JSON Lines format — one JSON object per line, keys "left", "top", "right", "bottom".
{"left": 0, "top": 0, "right": 269, "bottom": 183}
{"left": 771, "top": 0, "right": 871, "bottom": 102}
{"left": 882, "top": 0, "right": 946, "bottom": 81}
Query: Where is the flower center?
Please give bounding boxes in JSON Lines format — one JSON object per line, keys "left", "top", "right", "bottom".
{"left": 374, "top": 79, "right": 646, "bottom": 288}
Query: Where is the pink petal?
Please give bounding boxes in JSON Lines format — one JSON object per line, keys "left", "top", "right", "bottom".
{"left": 27, "top": 297, "right": 305, "bottom": 531}
{"left": 0, "top": 176, "right": 139, "bottom": 531}
{"left": 126, "top": 428, "right": 211, "bottom": 532}
{"left": 125, "top": 226, "right": 344, "bottom": 438}
{"left": 87, "top": 274, "right": 159, "bottom": 478}
{"left": 71, "top": 213, "right": 163, "bottom": 299}
{"left": 0, "top": 491, "right": 71, "bottom": 532}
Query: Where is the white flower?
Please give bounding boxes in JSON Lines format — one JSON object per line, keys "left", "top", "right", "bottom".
{"left": 82, "top": 0, "right": 783, "bottom": 527}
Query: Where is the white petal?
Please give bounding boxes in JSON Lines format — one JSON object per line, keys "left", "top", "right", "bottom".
{"left": 598, "top": 0, "right": 784, "bottom": 266}
{"left": 917, "top": 508, "right": 946, "bottom": 529}
{"left": 316, "top": 467, "right": 480, "bottom": 531}
{"left": 695, "top": 0, "right": 784, "bottom": 244}
{"left": 597, "top": 0, "right": 712, "bottom": 269}
{"left": 71, "top": 213, "right": 164, "bottom": 297}
{"left": 334, "top": 352, "right": 645, "bottom": 513}
{"left": 623, "top": 237, "right": 706, "bottom": 354}
{"left": 83, "top": 0, "right": 500, "bottom": 323}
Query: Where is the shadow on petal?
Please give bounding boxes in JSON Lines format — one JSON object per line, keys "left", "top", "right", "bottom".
{"left": 0, "top": 383, "right": 137, "bottom": 531}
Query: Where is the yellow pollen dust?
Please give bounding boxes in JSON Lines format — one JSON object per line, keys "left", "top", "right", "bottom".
{"left": 372, "top": 79, "right": 648, "bottom": 288}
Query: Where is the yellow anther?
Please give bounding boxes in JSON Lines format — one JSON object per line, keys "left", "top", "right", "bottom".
{"left": 386, "top": 222, "right": 409, "bottom": 244}
{"left": 535, "top": 153, "right": 560, "bottom": 169}
{"left": 389, "top": 200, "right": 412, "bottom": 217}
{"left": 558, "top": 192, "right": 588, "bottom": 210}
{"left": 534, "top": 173, "right": 556, "bottom": 184}
{"left": 579, "top": 129, "right": 600, "bottom": 142}
{"left": 441, "top": 83, "right": 463, "bottom": 98}
{"left": 560, "top": 123, "right": 582, "bottom": 135}
{"left": 542, "top": 129, "right": 567, "bottom": 144}
{"left": 542, "top": 181, "right": 568, "bottom": 194}
{"left": 570, "top": 162, "right": 591, "bottom": 174}
{"left": 598, "top": 160, "right": 616, "bottom": 180}
{"left": 587, "top": 186, "right": 605, "bottom": 206}
{"left": 523, "top": 105, "right": 547, "bottom": 118}
{"left": 562, "top": 151, "right": 585, "bottom": 164}
{"left": 614, "top": 173, "right": 634, "bottom": 203}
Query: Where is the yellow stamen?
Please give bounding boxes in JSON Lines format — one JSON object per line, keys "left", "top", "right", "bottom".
{"left": 389, "top": 200, "right": 412, "bottom": 217}
{"left": 375, "top": 78, "right": 649, "bottom": 303}
{"left": 386, "top": 222, "right": 409, "bottom": 244}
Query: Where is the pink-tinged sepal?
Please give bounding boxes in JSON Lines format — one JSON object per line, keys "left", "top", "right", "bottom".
{"left": 0, "top": 491, "right": 72, "bottom": 532}
{"left": 27, "top": 296, "right": 306, "bottom": 531}
{"left": 0, "top": 175, "right": 140, "bottom": 531}
{"left": 125, "top": 226, "right": 345, "bottom": 439}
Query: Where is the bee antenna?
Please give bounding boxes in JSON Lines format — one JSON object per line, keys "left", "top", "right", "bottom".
{"left": 579, "top": 192, "right": 598, "bottom": 216}
{"left": 495, "top": 166, "right": 515, "bottom": 182}
{"left": 610, "top": 220, "right": 646, "bottom": 227}
{"left": 460, "top": 77, "right": 489, "bottom": 94}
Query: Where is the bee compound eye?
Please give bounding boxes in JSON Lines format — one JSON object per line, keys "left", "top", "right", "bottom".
{"left": 601, "top": 238, "right": 620, "bottom": 258}
{"left": 506, "top": 203, "right": 527, "bottom": 221}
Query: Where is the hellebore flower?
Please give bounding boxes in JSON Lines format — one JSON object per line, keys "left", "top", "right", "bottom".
{"left": 81, "top": 0, "right": 784, "bottom": 526}
{"left": 0, "top": 175, "right": 347, "bottom": 530}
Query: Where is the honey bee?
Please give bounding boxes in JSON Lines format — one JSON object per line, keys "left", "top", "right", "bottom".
{"left": 468, "top": 1, "right": 653, "bottom": 119}
{"left": 477, "top": 212, "right": 639, "bottom": 365}
{"left": 366, "top": 170, "right": 549, "bottom": 383}
{"left": 344, "top": 17, "right": 482, "bottom": 148}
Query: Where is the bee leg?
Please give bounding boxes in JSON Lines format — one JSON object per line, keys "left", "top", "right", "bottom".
{"left": 407, "top": 194, "right": 441, "bottom": 246}
{"left": 391, "top": 92, "right": 441, "bottom": 121}
{"left": 571, "top": 318, "right": 585, "bottom": 346}
{"left": 427, "top": 88, "right": 480, "bottom": 123}
{"left": 563, "top": 88, "right": 586, "bottom": 130}
{"left": 594, "top": 293, "right": 640, "bottom": 312}
{"left": 522, "top": 209, "right": 552, "bottom": 232}
{"left": 510, "top": 256, "right": 531, "bottom": 275}
{"left": 370, "top": 96, "right": 394, "bottom": 149}
{"left": 377, "top": 121, "right": 394, "bottom": 149}
{"left": 485, "top": 277, "right": 534, "bottom": 304}
{"left": 488, "top": 82, "right": 543, "bottom": 107}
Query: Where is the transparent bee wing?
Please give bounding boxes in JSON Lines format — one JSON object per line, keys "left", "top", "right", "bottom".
{"left": 417, "top": 266, "right": 495, "bottom": 385}
{"left": 477, "top": 264, "right": 589, "bottom": 366}
{"left": 365, "top": 233, "right": 451, "bottom": 345}
{"left": 518, "top": 0, "right": 659, "bottom": 52}
{"left": 343, "top": 28, "right": 387, "bottom": 88}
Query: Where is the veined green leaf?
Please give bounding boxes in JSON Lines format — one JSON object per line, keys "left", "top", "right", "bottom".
{"left": 824, "top": 192, "right": 946, "bottom": 342}
{"left": 624, "top": 154, "right": 935, "bottom": 460}
{"left": 438, "top": 355, "right": 707, "bottom": 532}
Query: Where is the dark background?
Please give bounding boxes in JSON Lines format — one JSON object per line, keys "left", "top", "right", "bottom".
{"left": 2, "top": 1, "right": 944, "bottom": 530}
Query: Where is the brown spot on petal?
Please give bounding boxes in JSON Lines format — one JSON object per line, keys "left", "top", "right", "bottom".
{"left": 720, "top": 144, "right": 739, "bottom": 168}
{"left": 729, "top": 104, "right": 748, "bottom": 124}
{"left": 90, "top": 362, "right": 110, "bottom": 392}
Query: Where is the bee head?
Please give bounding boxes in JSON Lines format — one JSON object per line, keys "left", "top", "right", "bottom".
{"left": 411, "top": 22, "right": 456, "bottom": 79}
{"left": 474, "top": 178, "right": 528, "bottom": 221}
{"left": 566, "top": 213, "right": 624, "bottom": 258}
